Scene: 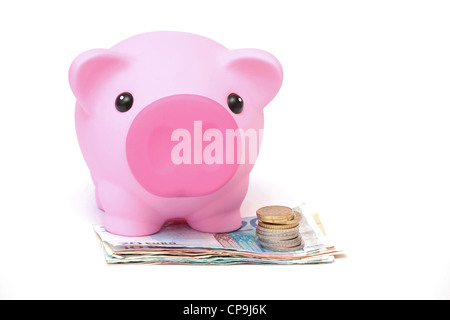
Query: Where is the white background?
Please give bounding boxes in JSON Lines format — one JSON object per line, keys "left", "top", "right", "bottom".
{"left": 0, "top": 0, "right": 449, "bottom": 299}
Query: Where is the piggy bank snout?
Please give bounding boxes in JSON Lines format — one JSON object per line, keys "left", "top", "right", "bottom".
{"left": 126, "top": 94, "right": 240, "bottom": 198}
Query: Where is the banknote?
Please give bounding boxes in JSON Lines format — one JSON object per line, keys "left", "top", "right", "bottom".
{"left": 93, "top": 203, "right": 343, "bottom": 265}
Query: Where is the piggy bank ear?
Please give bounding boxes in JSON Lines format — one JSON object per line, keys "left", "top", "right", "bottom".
{"left": 69, "top": 49, "right": 128, "bottom": 115}
{"left": 225, "top": 49, "right": 283, "bottom": 108}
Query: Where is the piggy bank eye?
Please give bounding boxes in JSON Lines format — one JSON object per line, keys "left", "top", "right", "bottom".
{"left": 115, "top": 92, "right": 134, "bottom": 112}
{"left": 227, "top": 93, "right": 243, "bottom": 114}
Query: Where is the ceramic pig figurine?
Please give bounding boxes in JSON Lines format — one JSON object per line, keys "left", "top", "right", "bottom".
{"left": 69, "top": 32, "right": 283, "bottom": 236}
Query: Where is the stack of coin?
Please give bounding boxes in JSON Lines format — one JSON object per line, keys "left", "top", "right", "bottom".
{"left": 256, "top": 205, "right": 304, "bottom": 252}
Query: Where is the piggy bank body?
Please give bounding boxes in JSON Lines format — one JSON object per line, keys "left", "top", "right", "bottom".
{"left": 69, "top": 32, "right": 283, "bottom": 236}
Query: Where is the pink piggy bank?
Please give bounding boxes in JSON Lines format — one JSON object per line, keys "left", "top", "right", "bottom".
{"left": 69, "top": 32, "right": 283, "bottom": 236}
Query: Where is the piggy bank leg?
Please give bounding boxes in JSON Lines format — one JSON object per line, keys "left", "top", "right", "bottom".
{"left": 187, "top": 196, "right": 246, "bottom": 233}
{"left": 186, "top": 179, "right": 249, "bottom": 233}
{"left": 91, "top": 175, "right": 104, "bottom": 211}
{"left": 97, "top": 181, "right": 165, "bottom": 236}
{"left": 95, "top": 187, "right": 104, "bottom": 211}
{"left": 187, "top": 208, "right": 243, "bottom": 233}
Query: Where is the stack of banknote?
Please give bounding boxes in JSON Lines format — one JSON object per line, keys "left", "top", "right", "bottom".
{"left": 93, "top": 203, "right": 343, "bottom": 265}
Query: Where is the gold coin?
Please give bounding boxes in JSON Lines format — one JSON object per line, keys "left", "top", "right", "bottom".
{"left": 258, "top": 220, "right": 300, "bottom": 229}
{"left": 256, "top": 206, "right": 294, "bottom": 223}
{"left": 276, "top": 211, "right": 302, "bottom": 225}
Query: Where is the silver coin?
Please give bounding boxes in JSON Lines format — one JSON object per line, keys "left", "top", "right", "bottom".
{"left": 258, "top": 235, "right": 303, "bottom": 248}
{"left": 260, "top": 238, "right": 305, "bottom": 252}
{"left": 256, "top": 234, "right": 298, "bottom": 243}
{"left": 256, "top": 225, "right": 299, "bottom": 235}
{"left": 256, "top": 229, "right": 299, "bottom": 240}
{"left": 256, "top": 234, "right": 299, "bottom": 242}
{"left": 256, "top": 227, "right": 299, "bottom": 236}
